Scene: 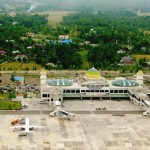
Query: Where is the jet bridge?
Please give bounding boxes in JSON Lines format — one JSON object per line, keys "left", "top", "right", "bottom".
{"left": 143, "top": 100, "right": 150, "bottom": 116}
{"left": 50, "top": 108, "right": 75, "bottom": 120}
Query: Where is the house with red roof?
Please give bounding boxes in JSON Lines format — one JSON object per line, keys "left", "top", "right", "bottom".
{"left": 0, "top": 50, "right": 6, "bottom": 55}
{"left": 120, "top": 56, "right": 133, "bottom": 65}
{"left": 27, "top": 32, "right": 35, "bottom": 37}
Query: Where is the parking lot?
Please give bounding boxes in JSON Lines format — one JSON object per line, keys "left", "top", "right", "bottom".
{"left": 0, "top": 83, "right": 40, "bottom": 94}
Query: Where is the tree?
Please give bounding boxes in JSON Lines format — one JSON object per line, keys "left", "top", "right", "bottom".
{"left": 139, "top": 58, "right": 147, "bottom": 67}
{"left": 55, "top": 44, "right": 82, "bottom": 69}
{"left": 10, "top": 74, "right": 15, "bottom": 83}
{"left": 87, "top": 43, "right": 119, "bottom": 69}
{"left": 24, "top": 92, "right": 27, "bottom": 98}
{"left": 8, "top": 86, "right": 16, "bottom": 99}
{"left": 71, "top": 53, "right": 83, "bottom": 69}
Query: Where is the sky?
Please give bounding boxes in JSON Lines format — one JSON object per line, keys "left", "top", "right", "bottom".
{"left": 71, "top": 0, "right": 149, "bottom": 7}
{"left": 36, "top": 0, "right": 150, "bottom": 10}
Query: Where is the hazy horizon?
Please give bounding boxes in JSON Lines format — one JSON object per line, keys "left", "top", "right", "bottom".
{"left": 0, "top": 0, "right": 150, "bottom": 12}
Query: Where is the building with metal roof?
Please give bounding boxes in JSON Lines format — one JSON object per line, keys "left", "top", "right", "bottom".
{"left": 14, "top": 76, "right": 24, "bottom": 84}
{"left": 0, "top": 50, "right": 6, "bottom": 55}
{"left": 60, "top": 39, "right": 72, "bottom": 44}
{"left": 40, "top": 68, "right": 150, "bottom": 115}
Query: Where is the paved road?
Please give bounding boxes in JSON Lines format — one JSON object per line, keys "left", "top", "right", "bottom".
{"left": 0, "top": 110, "right": 144, "bottom": 115}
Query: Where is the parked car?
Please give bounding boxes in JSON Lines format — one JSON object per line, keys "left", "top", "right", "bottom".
{"left": 39, "top": 100, "right": 45, "bottom": 104}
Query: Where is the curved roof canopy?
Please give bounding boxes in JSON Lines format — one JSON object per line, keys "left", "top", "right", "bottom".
{"left": 47, "top": 79, "right": 73, "bottom": 86}
{"left": 112, "top": 79, "right": 139, "bottom": 87}
{"left": 85, "top": 67, "right": 101, "bottom": 80}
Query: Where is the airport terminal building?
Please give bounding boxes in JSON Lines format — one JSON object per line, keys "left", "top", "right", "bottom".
{"left": 40, "top": 68, "right": 148, "bottom": 100}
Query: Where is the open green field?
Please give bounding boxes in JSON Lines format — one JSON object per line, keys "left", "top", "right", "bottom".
{"left": 36, "top": 11, "right": 77, "bottom": 26}
{"left": 0, "top": 93, "right": 10, "bottom": 100}
{"left": 134, "top": 55, "right": 150, "bottom": 61}
{"left": 78, "top": 50, "right": 90, "bottom": 69}
{"left": 144, "top": 30, "right": 150, "bottom": 35}
{"left": 0, "top": 61, "right": 42, "bottom": 70}
{"left": 0, "top": 101, "right": 21, "bottom": 110}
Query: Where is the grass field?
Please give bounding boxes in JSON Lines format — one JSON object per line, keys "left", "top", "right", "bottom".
{"left": 0, "top": 61, "right": 42, "bottom": 71}
{"left": 144, "top": 30, "right": 150, "bottom": 35}
{"left": 78, "top": 50, "right": 90, "bottom": 69}
{"left": 35, "top": 11, "right": 77, "bottom": 26}
{"left": 0, "top": 93, "right": 10, "bottom": 100}
{"left": 134, "top": 55, "right": 150, "bottom": 61}
{"left": 0, "top": 101, "right": 22, "bottom": 110}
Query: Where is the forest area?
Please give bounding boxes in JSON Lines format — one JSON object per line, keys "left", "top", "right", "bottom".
{"left": 0, "top": 10, "right": 150, "bottom": 71}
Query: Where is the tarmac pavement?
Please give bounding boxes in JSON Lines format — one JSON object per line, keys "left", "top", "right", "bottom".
{"left": 0, "top": 99, "right": 149, "bottom": 150}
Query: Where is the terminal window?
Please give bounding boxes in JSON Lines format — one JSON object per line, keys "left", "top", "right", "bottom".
{"left": 124, "top": 90, "right": 128, "bottom": 93}
{"left": 66, "top": 90, "right": 70, "bottom": 93}
{"left": 76, "top": 90, "right": 80, "bottom": 93}
{"left": 43, "top": 94, "right": 47, "bottom": 97}
{"left": 71, "top": 90, "right": 75, "bottom": 93}
{"left": 114, "top": 90, "right": 118, "bottom": 93}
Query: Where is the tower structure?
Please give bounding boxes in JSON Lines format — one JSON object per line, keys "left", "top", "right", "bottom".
{"left": 40, "top": 69, "right": 47, "bottom": 85}
{"left": 136, "top": 70, "right": 143, "bottom": 85}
